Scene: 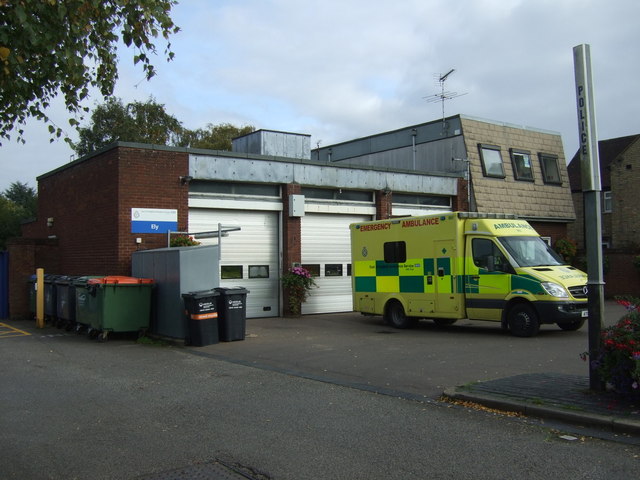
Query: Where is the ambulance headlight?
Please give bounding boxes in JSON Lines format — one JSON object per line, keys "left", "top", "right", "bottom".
{"left": 541, "top": 282, "right": 569, "bottom": 298}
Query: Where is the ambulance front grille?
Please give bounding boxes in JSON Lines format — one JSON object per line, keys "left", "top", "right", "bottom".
{"left": 568, "top": 285, "right": 588, "bottom": 299}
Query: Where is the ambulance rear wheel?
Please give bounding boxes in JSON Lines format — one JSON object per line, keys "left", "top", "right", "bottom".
{"left": 385, "top": 301, "right": 415, "bottom": 329}
{"left": 507, "top": 303, "right": 540, "bottom": 337}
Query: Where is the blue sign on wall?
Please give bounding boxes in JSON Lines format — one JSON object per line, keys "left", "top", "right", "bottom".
{"left": 131, "top": 208, "right": 178, "bottom": 234}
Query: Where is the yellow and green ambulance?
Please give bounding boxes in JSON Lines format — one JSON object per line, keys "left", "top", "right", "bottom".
{"left": 350, "top": 212, "right": 588, "bottom": 337}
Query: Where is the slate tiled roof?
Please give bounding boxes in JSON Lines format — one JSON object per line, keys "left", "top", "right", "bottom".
{"left": 460, "top": 116, "right": 575, "bottom": 221}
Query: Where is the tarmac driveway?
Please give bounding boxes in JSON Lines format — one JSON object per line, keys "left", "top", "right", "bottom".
{"left": 194, "top": 301, "right": 626, "bottom": 400}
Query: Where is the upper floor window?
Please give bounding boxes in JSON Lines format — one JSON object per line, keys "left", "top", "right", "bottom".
{"left": 603, "top": 190, "right": 612, "bottom": 213}
{"left": 510, "top": 149, "right": 534, "bottom": 181}
{"left": 392, "top": 193, "right": 451, "bottom": 207}
{"left": 190, "top": 180, "right": 280, "bottom": 197}
{"left": 478, "top": 144, "right": 505, "bottom": 178}
{"left": 301, "top": 187, "right": 372, "bottom": 202}
{"left": 539, "top": 153, "right": 562, "bottom": 185}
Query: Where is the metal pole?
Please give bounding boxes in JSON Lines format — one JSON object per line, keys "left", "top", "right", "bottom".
{"left": 573, "top": 44, "right": 605, "bottom": 391}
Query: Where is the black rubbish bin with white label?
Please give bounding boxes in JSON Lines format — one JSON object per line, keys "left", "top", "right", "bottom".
{"left": 215, "top": 287, "right": 249, "bottom": 341}
{"left": 182, "top": 290, "right": 220, "bottom": 346}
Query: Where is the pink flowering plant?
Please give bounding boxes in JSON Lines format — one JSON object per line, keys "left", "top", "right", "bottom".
{"left": 281, "top": 266, "right": 317, "bottom": 315}
{"left": 586, "top": 296, "right": 640, "bottom": 395}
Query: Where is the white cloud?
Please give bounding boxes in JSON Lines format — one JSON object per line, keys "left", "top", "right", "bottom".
{"left": 2, "top": 0, "right": 640, "bottom": 191}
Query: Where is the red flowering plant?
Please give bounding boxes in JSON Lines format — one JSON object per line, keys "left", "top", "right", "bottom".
{"left": 586, "top": 296, "right": 640, "bottom": 395}
{"left": 281, "top": 266, "right": 317, "bottom": 315}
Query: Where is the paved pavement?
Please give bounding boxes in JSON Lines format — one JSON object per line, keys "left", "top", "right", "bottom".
{"left": 440, "top": 301, "right": 640, "bottom": 437}
{"left": 443, "top": 372, "right": 640, "bottom": 437}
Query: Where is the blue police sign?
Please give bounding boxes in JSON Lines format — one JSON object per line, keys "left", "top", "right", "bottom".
{"left": 131, "top": 208, "right": 178, "bottom": 234}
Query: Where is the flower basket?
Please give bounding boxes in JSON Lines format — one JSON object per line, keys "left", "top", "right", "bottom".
{"left": 588, "top": 296, "right": 640, "bottom": 396}
{"left": 281, "top": 266, "right": 317, "bottom": 316}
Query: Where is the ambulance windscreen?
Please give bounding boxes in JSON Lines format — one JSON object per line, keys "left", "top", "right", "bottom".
{"left": 498, "top": 236, "right": 564, "bottom": 268}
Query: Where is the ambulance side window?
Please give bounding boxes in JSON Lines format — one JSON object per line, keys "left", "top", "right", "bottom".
{"left": 384, "top": 241, "right": 406, "bottom": 263}
{"left": 472, "top": 238, "right": 510, "bottom": 273}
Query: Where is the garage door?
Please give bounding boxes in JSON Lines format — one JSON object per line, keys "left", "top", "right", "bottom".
{"left": 189, "top": 209, "right": 279, "bottom": 318}
{"left": 301, "top": 213, "right": 371, "bottom": 314}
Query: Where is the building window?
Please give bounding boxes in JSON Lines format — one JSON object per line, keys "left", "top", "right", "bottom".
{"left": 392, "top": 193, "right": 451, "bottom": 207}
{"left": 221, "top": 265, "right": 243, "bottom": 279}
{"left": 249, "top": 265, "right": 269, "bottom": 278}
{"left": 190, "top": 181, "right": 280, "bottom": 197}
{"left": 478, "top": 144, "right": 505, "bottom": 178}
{"left": 325, "top": 264, "right": 343, "bottom": 277}
{"left": 301, "top": 187, "right": 372, "bottom": 202}
{"left": 539, "top": 153, "right": 562, "bottom": 185}
{"left": 603, "top": 191, "right": 612, "bottom": 213}
{"left": 510, "top": 149, "right": 534, "bottom": 181}
{"left": 301, "top": 264, "right": 320, "bottom": 277}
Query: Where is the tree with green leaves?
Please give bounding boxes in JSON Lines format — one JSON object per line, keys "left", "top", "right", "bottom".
{"left": 181, "top": 123, "right": 255, "bottom": 151}
{"left": 74, "top": 96, "right": 256, "bottom": 155}
{"left": 0, "top": 181, "right": 37, "bottom": 249}
{"left": 0, "top": 0, "right": 180, "bottom": 144}
{"left": 73, "top": 96, "right": 183, "bottom": 156}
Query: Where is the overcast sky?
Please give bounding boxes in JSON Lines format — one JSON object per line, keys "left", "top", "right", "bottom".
{"left": 2, "top": 0, "right": 639, "bottom": 192}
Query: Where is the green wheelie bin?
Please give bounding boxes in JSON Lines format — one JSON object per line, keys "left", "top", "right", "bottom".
{"left": 78, "top": 276, "right": 154, "bottom": 341}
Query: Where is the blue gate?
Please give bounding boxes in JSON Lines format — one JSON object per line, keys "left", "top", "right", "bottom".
{"left": 0, "top": 251, "right": 8, "bottom": 319}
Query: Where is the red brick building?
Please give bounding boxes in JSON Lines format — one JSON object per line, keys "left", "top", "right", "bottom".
{"left": 8, "top": 116, "right": 577, "bottom": 318}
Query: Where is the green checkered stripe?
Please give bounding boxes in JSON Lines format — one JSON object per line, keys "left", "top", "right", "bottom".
{"left": 354, "top": 257, "right": 463, "bottom": 293}
{"left": 355, "top": 260, "right": 543, "bottom": 295}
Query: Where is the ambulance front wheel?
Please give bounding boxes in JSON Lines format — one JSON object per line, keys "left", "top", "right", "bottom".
{"left": 385, "top": 301, "right": 416, "bottom": 329}
{"left": 557, "top": 319, "right": 585, "bottom": 331}
{"left": 507, "top": 303, "right": 540, "bottom": 337}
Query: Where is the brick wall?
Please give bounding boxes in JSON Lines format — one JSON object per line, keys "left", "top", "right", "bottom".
{"left": 10, "top": 145, "right": 189, "bottom": 318}
{"left": 21, "top": 145, "right": 189, "bottom": 275}
{"left": 528, "top": 221, "right": 568, "bottom": 248}
{"left": 7, "top": 238, "right": 60, "bottom": 319}
{"left": 610, "top": 140, "right": 640, "bottom": 249}
{"left": 604, "top": 252, "right": 640, "bottom": 298}
{"left": 281, "top": 184, "right": 302, "bottom": 315}
{"left": 375, "top": 190, "right": 392, "bottom": 219}
{"left": 453, "top": 177, "right": 470, "bottom": 212}
{"left": 282, "top": 184, "right": 302, "bottom": 270}
{"left": 116, "top": 147, "right": 189, "bottom": 273}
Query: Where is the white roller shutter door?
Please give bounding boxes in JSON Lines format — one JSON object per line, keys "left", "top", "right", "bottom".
{"left": 301, "top": 213, "right": 371, "bottom": 314}
{"left": 189, "top": 209, "right": 279, "bottom": 318}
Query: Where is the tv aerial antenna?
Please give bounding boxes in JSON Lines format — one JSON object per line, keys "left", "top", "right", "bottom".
{"left": 424, "top": 69, "right": 467, "bottom": 125}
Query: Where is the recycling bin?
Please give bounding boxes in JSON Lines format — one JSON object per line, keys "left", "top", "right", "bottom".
{"left": 28, "top": 274, "right": 37, "bottom": 319}
{"left": 215, "top": 287, "right": 249, "bottom": 342}
{"left": 73, "top": 276, "right": 103, "bottom": 330}
{"left": 182, "top": 290, "right": 220, "bottom": 347}
{"left": 44, "top": 274, "right": 59, "bottom": 321}
{"left": 77, "top": 276, "right": 154, "bottom": 341}
{"left": 55, "top": 276, "right": 79, "bottom": 330}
